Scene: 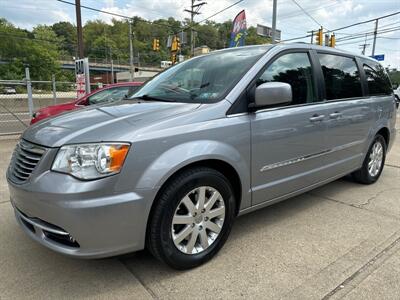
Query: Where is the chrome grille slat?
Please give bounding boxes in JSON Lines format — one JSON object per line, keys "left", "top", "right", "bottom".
{"left": 10, "top": 140, "right": 46, "bottom": 183}
{"left": 14, "top": 165, "right": 31, "bottom": 176}
{"left": 19, "top": 149, "right": 42, "bottom": 161}
{"left": 16, "top": 159, "right": 36, "bottom": 169}
{"left": 16, "top": 161, "right": 35, "bottom": 171}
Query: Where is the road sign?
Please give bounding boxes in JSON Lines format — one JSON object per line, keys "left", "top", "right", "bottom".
{"left": 371, "top": 54, "right": 384, "bottom": 61}
{"left": 256, "top": 24, "right": 281, "bottom": 41}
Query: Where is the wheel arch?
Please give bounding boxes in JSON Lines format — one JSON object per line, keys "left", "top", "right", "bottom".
{"left": 376, "top": 127, "right": 390, "bottom": 147}
{"left": 145, "top": 158, "right": 244, "bottom": 248}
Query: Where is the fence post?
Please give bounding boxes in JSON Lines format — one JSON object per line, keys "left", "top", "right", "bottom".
{"left": 25, "top": 67, "right": 34, "bottom": 117}
{"left": 52, "top": 74, "right": 57, "bottom": 104}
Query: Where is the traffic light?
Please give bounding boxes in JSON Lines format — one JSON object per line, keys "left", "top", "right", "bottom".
{"left": 171, "top": 36, "right": 177, "bottom": 52}
{"left": 329, "top": 33, "right": 336, "bottom": 48}
{"left": 152, "top": 38, "right": 160, "bottom": 51}
{"left": 315, "top": 27, "right": 323, "bottom": 46}
{"left": 152, "top": 38, "right": 157, "bottom": 51}
{"left": 171, "top": 53, "right": 177, "bottom": 64}
{"left": 176, "top": 37, "right": 181, "bottom": 52}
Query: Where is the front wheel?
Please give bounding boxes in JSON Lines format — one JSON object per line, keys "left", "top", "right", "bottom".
{"left": 147, "top": 167, "right": 236, "bottom": 269}
{"left": 352, "top": 134, "right": 387, "bottom": 184}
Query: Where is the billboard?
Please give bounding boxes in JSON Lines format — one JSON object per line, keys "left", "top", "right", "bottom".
{"left": 256, "top": 24, "right": 281, "bottom": 41}
{"left": 229, "top": 10, "right": 247, "bottom": 48}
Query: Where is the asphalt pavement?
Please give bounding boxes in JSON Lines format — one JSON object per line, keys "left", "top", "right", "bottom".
{"left": 0, "top": 123, "right": 399, "bottom": 299}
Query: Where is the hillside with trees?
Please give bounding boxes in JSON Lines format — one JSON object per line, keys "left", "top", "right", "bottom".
{"left": 0, "top": 17, "right": 271, "bottom": 80}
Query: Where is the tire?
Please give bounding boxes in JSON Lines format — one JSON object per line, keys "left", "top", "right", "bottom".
{"left": 352, "top": 134, "right": 387, "bottom": 184}
{"left": 147, "top": 167, "right": 236, "bottom": 270}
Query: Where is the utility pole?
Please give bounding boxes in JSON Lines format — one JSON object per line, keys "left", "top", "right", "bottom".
{"left": 185, "top": 0, "right": 206, "bottom": 56}
{"left": 129, "top": 20, "right": 134, "bottom": 80}
{"left": 371, "top": 19, "right": 378, "bottom": 56}
{"left": 310, "top": 30, "right": 314, "bottom": 44}
{"left": 271, "top": 0, "right": 278, "bottom": 44}
{"left": 359, "top": 34, "right": 370, "bottom": 55}
{"left": 75, "top": 0, "right": 84, "bottom": 58}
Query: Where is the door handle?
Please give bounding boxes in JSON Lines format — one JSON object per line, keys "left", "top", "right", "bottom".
{"left": 329, "top": 112, "right": 342, "bottom": 119}
{"left": 309, "top": 114, "right": 325, "bottom": 122}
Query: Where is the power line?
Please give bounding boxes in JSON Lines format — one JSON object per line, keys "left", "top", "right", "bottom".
{"left": 290, "top": 0, "right": 325, "bottom": 28}
{"left": 280, "top": 11, "right": 400, "bottom": 42}
{"left": 327, "top": 11, "right": 400, "bottom": 33}
{"left": 195, "top": 0, "right": 244, "bottom": 25}
{"left": 56, "top": 0, "right": 180, "bottom": 30}
{"left": 56, "top": 0, "right": 244, "bottom": 35}
{"left": 279, "top": 1, "right": 339, "bottom": 20}
{"left": 336, "top": 26, "right": 400, "bottom": 42}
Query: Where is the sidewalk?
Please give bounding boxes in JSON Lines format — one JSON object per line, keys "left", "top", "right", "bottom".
{"left": 0, "top": 127, "right": 399, "bottom": 299}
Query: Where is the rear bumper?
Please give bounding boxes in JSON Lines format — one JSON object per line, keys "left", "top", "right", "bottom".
{"left": 8, "top": 173, "right": 156, "bottom": 258}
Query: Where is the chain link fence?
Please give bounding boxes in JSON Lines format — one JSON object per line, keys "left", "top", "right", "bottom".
{"left": 0, "top": 68, "right": 77, "bottom": 136}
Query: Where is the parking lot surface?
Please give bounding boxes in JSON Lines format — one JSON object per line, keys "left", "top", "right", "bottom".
{"left": 0, "top": 124, "right": 399, "bottom": 299}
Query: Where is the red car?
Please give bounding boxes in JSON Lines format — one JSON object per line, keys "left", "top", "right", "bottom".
{"left": 31, "top": 82, "right": 142, "bottom": 124}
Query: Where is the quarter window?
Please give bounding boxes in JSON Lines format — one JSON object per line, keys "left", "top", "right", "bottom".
{"left": 257, "top": 52, "right": 316, "bottom": 105}
{"left": 362, "top": 61, "right": 392, "bottom": 96}
{"left": 318, "top": 53, "right": 362, "bottom": 100}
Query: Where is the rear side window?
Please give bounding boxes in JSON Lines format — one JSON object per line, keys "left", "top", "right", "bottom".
{"left": 362, "top": 61, "right": 392, "bottom": 96}
{"left": 257, "top": 52, "right": 316, "bottom": 105}
{"left": 318, "top": 53, "right": 362, "bottom": 100}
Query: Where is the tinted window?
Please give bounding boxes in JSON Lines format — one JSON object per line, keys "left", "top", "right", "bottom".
{"left": 318, "top": 53, "right": 362, "bottom": 100}
{"left": 88, "top": 87, "right": 130, "bottom": 104}
{"left": 257, "top": 52, "right": 316, "bottom": 105}
{"left": 362, "top": 61, "right": 392, "bottom": 96}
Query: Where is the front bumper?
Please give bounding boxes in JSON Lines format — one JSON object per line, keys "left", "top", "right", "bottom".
{"left": 8, "top": 172, "right": 156, "bottom": 258}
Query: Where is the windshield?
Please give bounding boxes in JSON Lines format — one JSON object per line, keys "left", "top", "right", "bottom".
{"left": 130, "top": 46, "right": 269, "bottom": 103}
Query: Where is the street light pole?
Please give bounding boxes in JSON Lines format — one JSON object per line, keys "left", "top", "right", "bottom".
{"left": 75, "top": 0, "right": 84, "bottom": 58}
{"left": 271, "top": 0, "right": 277, "bottom": 44}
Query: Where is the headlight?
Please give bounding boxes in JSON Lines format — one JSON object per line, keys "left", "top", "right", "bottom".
{"left": 52, "top": 143, "right": 130, "bottom": 180}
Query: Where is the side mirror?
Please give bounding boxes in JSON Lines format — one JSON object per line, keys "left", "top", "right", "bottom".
{"left": 254, "top": 82, "right": 292, "bottom": 108}
{"left": 76, "top": 99, "right": 88, "bottom": 106}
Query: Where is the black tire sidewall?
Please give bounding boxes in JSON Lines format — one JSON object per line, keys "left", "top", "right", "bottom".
{"left": 157, "top": 169, "right": 235, "bottom": 269}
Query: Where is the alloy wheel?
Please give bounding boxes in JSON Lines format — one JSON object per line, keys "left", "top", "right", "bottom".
{"left": 171, "top": 186, "right": 225, "bottom": 254}
{"left": 368, "top": 141, "right": 383, "bottom": 177}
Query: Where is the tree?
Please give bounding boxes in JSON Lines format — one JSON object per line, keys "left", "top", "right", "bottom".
{"left": 52, "top": 21, "right": 77, "bottom": 57}
{"left": 0, "top": 19, "right": 66, "bottom": 80}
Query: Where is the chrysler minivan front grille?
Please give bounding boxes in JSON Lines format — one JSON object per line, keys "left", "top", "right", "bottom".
{"left": 10, "top": 140, "right": 45, "bottom": 183}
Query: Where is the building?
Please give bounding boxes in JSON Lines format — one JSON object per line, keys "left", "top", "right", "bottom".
{"left": 193, "top": 46, "right": 210, "bottom": 57}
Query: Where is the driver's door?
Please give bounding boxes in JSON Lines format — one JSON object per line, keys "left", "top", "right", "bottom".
{"left": 251, "top": 51, "right": 329, "bottom": 205}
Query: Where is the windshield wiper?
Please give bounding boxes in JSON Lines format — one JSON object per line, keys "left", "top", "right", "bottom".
{"left": 134, "top": 94, "right": 176, "bottom": 102}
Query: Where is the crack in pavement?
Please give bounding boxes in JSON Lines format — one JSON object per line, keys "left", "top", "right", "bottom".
{"left": 357, "top": 188, "right": 400, "bottom": 208}
{"left": 118, "top": 258, "right": 158, "bottom": 300}
{"left": 308, "top": 192, "right": 400, "bottom": 222}
{"left": 386, "top": 164, "right": 400, "bottom": 169}
{"left": 321, "top": 234, "right": 400, "bottom": 299}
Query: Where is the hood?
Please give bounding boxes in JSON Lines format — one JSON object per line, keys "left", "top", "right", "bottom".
{"left": 23, "top": 101, "right": 201, "bottom": 147}
{"left": 37, "top": 101, "right": 77, "bottom": 116}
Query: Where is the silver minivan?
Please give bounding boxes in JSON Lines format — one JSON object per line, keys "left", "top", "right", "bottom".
{"left": 7, "top": 44, "right": 397, "bottom": 269}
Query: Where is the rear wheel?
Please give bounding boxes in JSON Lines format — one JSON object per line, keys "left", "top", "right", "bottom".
{"left": 352, "top": 134, "right": 386, "bottom": 184}
{"left": 147, "top": 167, "right": 236, "bottom": 269}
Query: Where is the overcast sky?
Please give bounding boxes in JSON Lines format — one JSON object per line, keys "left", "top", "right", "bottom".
{"left": 1, "top": 0, "right": 399, "bottom": 68}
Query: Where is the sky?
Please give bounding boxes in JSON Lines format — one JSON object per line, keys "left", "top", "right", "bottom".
{"left": 0, "top": 0, "right": 399, "bottom": 68}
